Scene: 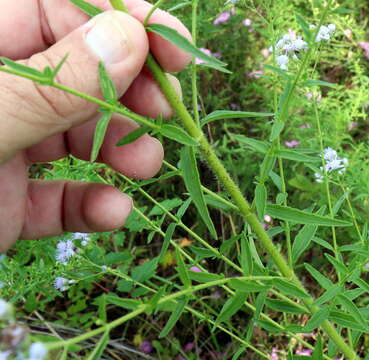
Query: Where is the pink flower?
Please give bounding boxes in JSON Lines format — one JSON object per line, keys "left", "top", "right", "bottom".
{"left": 140, "top": 340, "right": 153, "bottom": 354}
{"left": 299, "top": 124, "right": 311, "bottom": 129}
{"left": 243, "top": 18, "right": 252, "bottom": 27}
{"left": 261, "top": 48, "right": 270, "bottom": 58}
{"left": 358, "top": 42, "right": 369, "bottom": 60}
{"left": 196, "top": 48, "right": 212, "bottom": 65}
{"left": 296, "top": 349, "right": 313, "bottom": 356}
{"left": 190, "top": 266, "right": 202, "bottom": 272}
{"left": 271, "top": 347, "right": 279, "bottom": 360}
{"left": 285, "top": 140, "right": 300, "bottom": 148}
{"left": 246, "top": 70, "right": 263, "bottom": 79}
{"left": 213, "top": 12, "right": 231, "bottom": 25}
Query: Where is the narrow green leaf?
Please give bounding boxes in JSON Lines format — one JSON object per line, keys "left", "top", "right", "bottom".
{"left": 188, "top": 271, "right": 224, "bottom": 283}
{"left": 292, "top": 206, "right": 325, "bottom": 263}
{"left": 264, "top": 64, "right": 292, "bottom": 79}
{"left": 303, "top": 79, "right": 337, "bottom": 88}
{"left": 337, "top": 294, "right": 368, "bottom": 329}
{"left": 52, "top": 54, "right": 69, "bottom": 79}
{"left": 180, "top": 147, "right": 217, "bottom": 238}
{"left": 189, "top": 246, "right": 216, "bottom": 259}
{"left": 68, "top": 0, "right": 103, "bottom": 16}
{"left": 106, "top": 295, "right": 141, "bottom": 310}
{"left": 265, "top": 299, "right": 307, "bottom": 314}
{"left": 201, "top": 110, "right": 274, "bottom": 127}
{"left": 240, "top": 235, "right": 253, "bottom": 276}
{"left": 273, "top": 279, "right": 310, "bottom": 299}
{"left": 296, "top": 13, "right": 312, "bottom": 42}
{"left": 160, "top": 124, "right": 198, "bottom": 146}
{"left": 175, "top": 248, "right": 191, "bottom": 288}
{"left": 256, "top": 319, "right": 282, "bottom": 333}
{"left": 325, "top": 254, "right": 348, "bottom": 278}
{"left": 302, "top": 307, "right": 330, "bottom": 333}
{"left": 131, "top": 257, "right": 158, "bottom": 282}
{"left": 305, "top": 263, "right": 333, "bottom": 289}
{"left": 232, "top": 347, "right": 246, "bottom": 360}
{"left": 158, "top": 223, "right": 176, "bottom": 262}
{"left": 1, "top": 56, "right": 45, "bottom": 78}
{"left": 230, "top": 134, "right": 270, "bottom": 153}
{"left": 353, "top": 278, "right": 369, "bottom": 294}
{"left": 85, "top": 330, "right": 110, "bottom": 360}
{"left": 146, "top": 24, "right": 229, "bottom": 73}
{"left": 314, "top": 284, "right": 342, "bottom": 306}
{"left": 229, "top": 279, "right": 270, "bottom": 293}
{"left": 215, "top": 292, "right": 248, "bottom": 326}
{"left": 91, "top": 112, "right": 113, "bottom": 162}
{"left": 168, "top": 2, "right": 191, "bottom": 12}
{"left": 276, "top": 149, "right": 318, "bottom": 163}
{"left": 312, "top": 336, "right": 323, "bottom": 360}
{"left": 98, "top": 62, "right": 117, "bottom": 102}
{"left": 116, "top": 126, "right": 151, "bottom": 146}
{"left": 269, "top": 120, "right": 284, "bottom": 141}
{"left": 260, "top": 154, "right": 277, "bottom": 182}
{"left": 255, "top": 183, "right": 267, "bottom": 220}
{"left": 266, "top": 204, "right": 352, "bottom": 226}
{"left": 329, "top": 310, "right": 368, "bottom": 332}
{"left": 159, "top": 297, "right": 188, "bottom": 338}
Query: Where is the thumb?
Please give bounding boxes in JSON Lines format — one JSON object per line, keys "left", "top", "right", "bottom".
{"left": 0, "top": 10, "right": 148, "bottom": 162}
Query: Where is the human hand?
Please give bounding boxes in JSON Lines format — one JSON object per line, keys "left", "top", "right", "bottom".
{"left": 0, "top": 0, "right": 192, "bottom": 252}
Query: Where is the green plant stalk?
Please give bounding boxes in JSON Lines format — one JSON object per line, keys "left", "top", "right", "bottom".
{"left": 191, "top": 0, "right": 200, "bottom": 126}
{"left": 143, "top": 53, "right": 358, "bottom": 359}
{"left": 120, "top": 172, "right": 308, "bottom": 313}
{"left": 143, "top": 0, "right": 166, "bottom": 25}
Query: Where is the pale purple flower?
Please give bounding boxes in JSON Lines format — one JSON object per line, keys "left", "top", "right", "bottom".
{"left": 365, "top": 264, "right": 369, "bottom": 269}
{"left": 213, "top": 12, "right": 231, "bottom": 25}
{"left": 230, "top": 103, "right": 238, "bottom": 110}
{"left": 184, "top": 342, "right": 195, "bottom": 352}
{"left": 299, "top": 124, "right": 310, "bottom": 129}
{"left": 358, "top": 42, "right": 369, "bottom": 60}
{"left": 54, "top": 277, "right": 69, "bottom": 292}
{"left": 285, "top": 140, "right": 300, "bottom": 148}
{"left": 348, "top": 122, "right": 358, "bottom": 131}
{"left": 140, "top": 340, "right": 153, "bottom": 354}
{"left": 271, "top": 347, "right": 279, "bottom": 360}
{"left": 243, "top": 18, "right": 252, "bottom": 27}
{"left": 190, "top": 266, "right": 202, "bottom": 272}
{"left": 246, "top": 70, "right": 263, "bottom": 79}
{"left": 196, "top": 48, "right": 213, "bottom": 65}
{"left": 55, "top": 240, "right": 75, "bottom": 264}
{"left": 296, "top": 349, "right": 313, "bottom": 356}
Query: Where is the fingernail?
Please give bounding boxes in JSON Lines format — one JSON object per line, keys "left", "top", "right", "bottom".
{"left": 85, "top": 11, "right": 131, "bottom": 64}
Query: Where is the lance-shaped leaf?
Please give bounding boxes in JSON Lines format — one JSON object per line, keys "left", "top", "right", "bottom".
{"left": 85, "top": 330, "right": 110, "bottom": 360}
{"left": 116, "top": 126, "right": 151, "bottom": 146}
{"left": 159, "top": 124, "right": 198, "bottom": 146}
{"left": 91, "top": 112, "right": 113, "bottom": 162}
{"left": 98, "top": 62, "right": 117, "bottom": 102}
{"left": 180, "top": 147, "right": 217, "bottom": 238}
{"left": 159, "top": 297, "right": 188, "bottom": 338}
{"left": 146, "top": 24, "right": 230, "bottom": 73}
{"left": 214, "top": 292, "right": 248, "bottom": 327}
{"left": 266, "top": 204, "right": 352, "bottom": 226}
{"left": 68, "top": 0, "right": 103, "bottom": 17}
{"left": 200, "top": 110, "right": 274, "bottom": 127}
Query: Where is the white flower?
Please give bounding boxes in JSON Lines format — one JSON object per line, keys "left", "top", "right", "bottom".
{"left": 0, "top": 299, "right": 12, "bottom": 320}
{"left": 314, "top": 24, "right": 336, "bottom": 42}
{"left": 0, "top": 351, "right": 11, "bottom": 360}
{"left": 54, "top": 277, "right": 68, "bottom": 292}
{"left": 315, "top": 148, "right": 348, "bottom": 182}
{"left": 71, "top": 233, "right": 90, "bottom": 241}
{"left": 55, "top": 240, "right": 75, "bottom": 265}
{"left": 276, "top": 55, "right": 289, "bottom": 70}
{"left": 29, "top": 342, "right": 48, "bottom": 360}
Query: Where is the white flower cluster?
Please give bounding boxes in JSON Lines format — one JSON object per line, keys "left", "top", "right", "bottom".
{"left": 314, "top": 147, "right": 348, "bottom": 183}
{"left": 28, "top": 342, "right": 48, "bottom": 360}
{"left": 0, "top": 299, "right": 12, "bottom": 321}
{"left": 55, "top": 240, "right": 75, "bottom": 265}
{"left": 311, "top": 24, "right": 336, "bottom": 42}
{"left": 72, "top": 232, "right": 90, "bottom": 246}
{"left": 54, "top": 277, "right": 75, "bottom": 292}
{"left": 270, "top": 33, "right": 308, "bottom": 70}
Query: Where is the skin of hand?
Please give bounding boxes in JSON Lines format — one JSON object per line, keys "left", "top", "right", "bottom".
{"left": 0, "top": 0, "right": 192, "bottom": 252}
